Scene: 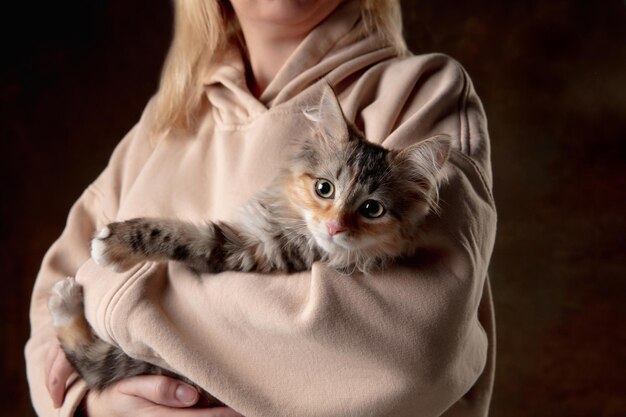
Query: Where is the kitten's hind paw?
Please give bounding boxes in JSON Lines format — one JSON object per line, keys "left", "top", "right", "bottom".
{"left": 48, "top": 278, "right": 84, "bottom": 327}
{"left": 91, "top": 224, "right": 142, "bottom": 272}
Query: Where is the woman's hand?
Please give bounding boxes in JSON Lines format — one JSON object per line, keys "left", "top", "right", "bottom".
{"left": 84, "top": 375, "right": 244, "bottom": 417}
{"left": 46, "top": 340, "right": 75, "bottom": 407}
{"left": 45, "top": 341, "right": 244, "bottom": 416}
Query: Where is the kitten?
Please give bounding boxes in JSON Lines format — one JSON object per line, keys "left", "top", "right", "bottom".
{"left": 48, "top": 84, "right": 451, "bottom": 404}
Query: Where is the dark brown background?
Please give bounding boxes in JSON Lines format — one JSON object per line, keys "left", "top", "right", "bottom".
{"left": 1, "top": 1, "right": 624, "bottom": 416}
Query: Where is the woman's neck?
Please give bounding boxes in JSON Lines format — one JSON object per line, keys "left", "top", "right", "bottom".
{"left": 240, "top": 25, "right": 307, "bottom": 97}
{"left": 231, "top": 0, "right": 343, "bottom": 97}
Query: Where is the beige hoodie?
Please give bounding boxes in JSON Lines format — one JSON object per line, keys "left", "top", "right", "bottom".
{"left": 26, "top": 2, "right": 496, "bottom": 416}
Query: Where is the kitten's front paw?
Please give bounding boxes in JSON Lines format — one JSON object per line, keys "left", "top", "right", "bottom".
{"left": 48, "top": 277, "right": 84, "bottom": 327}
{"left": 91, "top": 224, "right": 141, "bottom": 272}
{"left": 90, "top": 226, "right": 113, "bottom": 266}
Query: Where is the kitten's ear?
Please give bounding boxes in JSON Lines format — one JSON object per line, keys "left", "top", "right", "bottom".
{"left": 395, "top": 135, "right": 452, "bottom": 185}
{"left": 303, "top": 83, "right": 349, "bottom": 141}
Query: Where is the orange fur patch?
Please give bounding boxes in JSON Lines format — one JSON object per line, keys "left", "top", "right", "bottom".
{"left": 358, "top": 217, "right": 395, "bottom": 234}
{"left": 358, "top": 219, "right": 405, "bottom": 254}
{"left": 286, "top": 174, "right": 335, "bottom": 225}
{"left": 57, "top": 317, "right": 94, "bottom": 350}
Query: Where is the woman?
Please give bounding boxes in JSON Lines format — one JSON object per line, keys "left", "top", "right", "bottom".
{"left": 26, "top": 0, "right": 497, "bottom": 416}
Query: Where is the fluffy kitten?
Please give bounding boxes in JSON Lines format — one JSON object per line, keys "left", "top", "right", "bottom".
{"left": 48, "top": 85, "right": 451, "bottom": 404}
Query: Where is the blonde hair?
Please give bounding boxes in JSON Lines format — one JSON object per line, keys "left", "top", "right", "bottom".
{"left": 153, "top": 0, "right": 406, "bottom": 134}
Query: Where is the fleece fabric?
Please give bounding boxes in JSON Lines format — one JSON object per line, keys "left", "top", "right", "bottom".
{"left": 26, "top": 2, "right": 497, "bottom": 416}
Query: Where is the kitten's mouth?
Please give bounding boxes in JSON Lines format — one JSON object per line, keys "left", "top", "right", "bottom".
{"left": 308, "top": 219, "right": 354, "bottom": 251}
{"left": 312, "top": 231, "right": 350, "bottom": 252}
{"left": 327, "top": 233, "right": 353, "bottom": 248}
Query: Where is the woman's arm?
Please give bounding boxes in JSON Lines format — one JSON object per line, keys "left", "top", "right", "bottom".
{"left": 26, "top": 177, "right": 106, "bottom": 416}
{"left": 83, "top": 375, "right": 244, "bottom": 417}
{"left": 25, "top": 102, "right": 154, "bottom": 415}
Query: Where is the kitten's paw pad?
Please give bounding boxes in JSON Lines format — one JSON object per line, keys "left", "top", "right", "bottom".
{"left": 91, "top": 224, "right": 139, "bottom": 272}
{"left": 48, "top": 278, "right": 84, "bottom": 327}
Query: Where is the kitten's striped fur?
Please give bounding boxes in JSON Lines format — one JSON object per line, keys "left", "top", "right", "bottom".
{"left": 49, "top": 85, "right": 451, "bottom": 404}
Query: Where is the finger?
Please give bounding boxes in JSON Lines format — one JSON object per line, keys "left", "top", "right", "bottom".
{"left": 116, "top": 375, "right": 199, "bottom": 408}
{"left": 47, "top": 348, "right": 75, "bottom": 408}
{"left": 44, "top": 341, "right": 60, "bottom": 385}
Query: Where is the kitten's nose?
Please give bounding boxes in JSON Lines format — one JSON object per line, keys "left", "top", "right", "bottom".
{"left": 327, "top": 221, "right": 346, "bottom": 236}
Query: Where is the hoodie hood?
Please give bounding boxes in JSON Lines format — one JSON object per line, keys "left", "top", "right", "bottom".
{"left": 203, "top": 0, "right": 398, "bottom": 126}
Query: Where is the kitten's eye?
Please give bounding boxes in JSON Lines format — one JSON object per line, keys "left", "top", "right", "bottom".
{"left": 315, "top": 179, "right": 335, "bottom": 199}
{"left": 358, "top": 200, "right": 385, "bottom": 218}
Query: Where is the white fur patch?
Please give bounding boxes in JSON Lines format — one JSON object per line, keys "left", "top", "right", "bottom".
{"left": 95, "top": 226, "right": 111, "bottom": 239}
{"left": 48, "top": 278, "right": 83, "bottom": 327}
{"left": 90, "top": 236, "right": 110, "bottom": 267}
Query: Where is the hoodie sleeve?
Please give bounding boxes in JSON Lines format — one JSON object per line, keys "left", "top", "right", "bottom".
{"left": 75, "top": 55, "right": 496, "bottom": 417}
{"left": 24, "top": 104, "right": 156, "bottom": 417}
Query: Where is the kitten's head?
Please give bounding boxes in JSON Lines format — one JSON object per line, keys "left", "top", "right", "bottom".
{"left": 287, "top": 84, "right": 451, "bottom": 269}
